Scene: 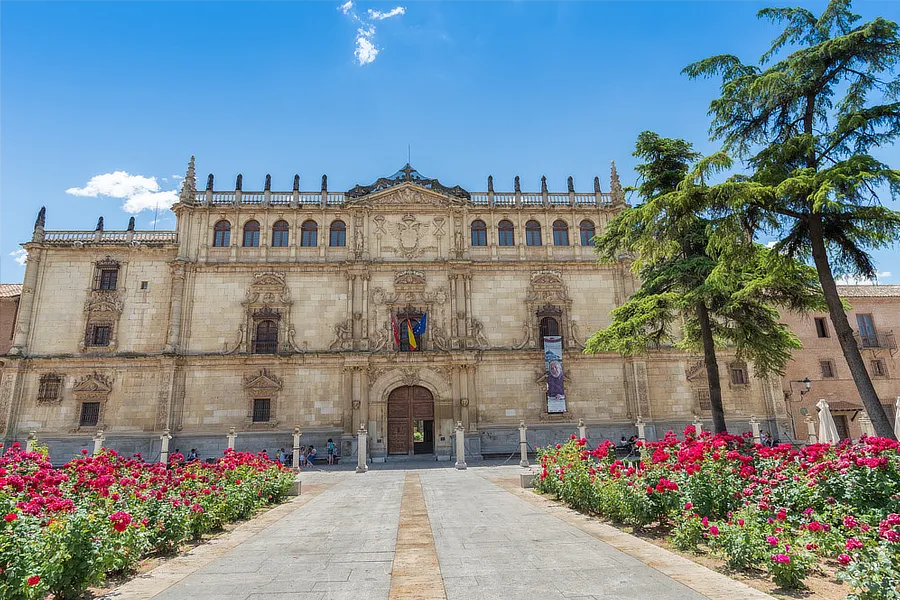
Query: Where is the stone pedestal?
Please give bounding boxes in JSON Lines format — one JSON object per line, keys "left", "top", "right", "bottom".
{"left": 749, "top": 416, "right": 761, "bottom": 445}
{"left": 578, "top": 419, "right": 586, "bottom": 441}
{"left": 454, "top": 422, "right": 467, "bottom": 470}
{"left": 227, "top": 427, "right": 237, "bottom": 450}
{"left": 25, "top": 431, "right": 37, "bottom": 453}
{"left": 518, "top": 421, "right": 529, "bottom": 467}
{"left": 292, "top": 427, "right": 302, "bottom": 469}
{"left": 356, "top": 425, "right": 368, "bottom": 473}
{"left": 92, "top": 430, "right": 105, "bottom": 456}
{"left": 159, "top": 429, "right": 172, "bottom": 464}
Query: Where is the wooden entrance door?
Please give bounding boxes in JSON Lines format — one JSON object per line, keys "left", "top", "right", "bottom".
{"left": 387, "top": 386, "right": 434, "bottom": 455}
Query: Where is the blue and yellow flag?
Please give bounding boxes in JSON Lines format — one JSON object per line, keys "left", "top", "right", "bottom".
{"left": 412, "top": 313, "right": 427, "bottom": 336}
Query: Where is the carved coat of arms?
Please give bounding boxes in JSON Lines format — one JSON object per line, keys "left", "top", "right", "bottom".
{"left": 393, "top": 214, "right": 429, "bottom": 258}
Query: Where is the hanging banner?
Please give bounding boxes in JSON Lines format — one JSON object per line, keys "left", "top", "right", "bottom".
{"left": 544, "top": 336, "right": 566, "bottom": 413}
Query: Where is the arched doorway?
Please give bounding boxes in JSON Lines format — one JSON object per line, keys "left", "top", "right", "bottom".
{"left": 387, "top": 385, "right": 434, "bottom": 455}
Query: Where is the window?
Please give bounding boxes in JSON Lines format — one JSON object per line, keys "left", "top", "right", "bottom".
{"left": 98, "top": 269, "right": 118, "bottom": 291}
{"left": 525, "top": 220, "right": 542, "bottom": 246}
{"left": 730, "top": 365, "right": 748, "bottom": 385}
{"left": 697, "top": 388, "right": 711, "bottom": 411}
{"left": 252, "top": 399, "right": 271, "bottom": 423}
{"left": 243, "top": 220, "right": 260, "bottom": 247}
{"left": 580, "top": 220, "right": 596, "bottom": 246}
{"left": 397, "top": 312, "right": 424, "bottom": 352}
{"left": 272, "top": 220, "right": 289, "bottom": 247}
{"left": 552, "top": 220, "right": 569, "bottom": 246}
{"left": 213, "top": 220, "right": 231, "bottom": 247}
{"left": 140, "top": 281, "right": 149, "bottom": 290}
{"left": 301, "top": 220, "right": 318, "bottom": 247}
{"left": 79, "top": 402, "right": 100, "bottom": 427}
{"left": 471, "top": 220, "right": 487, "bottom": 246}
{"left": 539, "top": 316, "right": 560, "bottom": 349}
{"left": 498, "top": 220, "right": 515, "bottom": 246}
{"left": 253, "top": 320, "right": 278, "bottom": 354}
{"left": 330, "top": 220, "right": 346, "bottom": 247}
{"left": 814, "top": 317, "right": 829, "bottom": 338}
{"left": 820, "top": 359, "right": 835, "bottom": 378}
{"left": 857, "top": 314, "right": 877, "bottom": 347}
{"left": 872, "top": 359, "right": 887, "bottom": 377}
{"left": 89, "top": 325, "right": 111, "bottom": 347}
{"left": 38, "top": 374, "right": 62, "bottom": 402}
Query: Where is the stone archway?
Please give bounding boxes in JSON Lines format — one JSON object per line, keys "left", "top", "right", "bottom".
{"left": 387, "top": 385, "right": 434, "bottom": 455}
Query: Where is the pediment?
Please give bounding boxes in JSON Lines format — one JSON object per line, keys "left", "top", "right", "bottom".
{"left": 243, "top": 369, "right": 282, "bottom": 391}
{"left": 348, "top": 182, "right": 469, "bottom": 208}
{"left": 73, "top": 373, "right": 112, "bottom": 394}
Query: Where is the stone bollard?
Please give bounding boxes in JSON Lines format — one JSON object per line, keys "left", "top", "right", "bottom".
{"left": 749, "top": 416, "right": 761, "bottom": 445}
{"left": 805, "top": 416, "right": 817, "bottom": 445}
{"left": 635, "top": 416, "right": 646, "bottom": 442}
{"left": 159, "top": 428, "right": 172, "bottom": 464}
{"left": 518, "top": 421, "right": 529, "bottom": 467}
{"left": 92, "top": 429, "right": 106, "bottom": 456}
{"left": 356, "top": 425, "right": 368, "bottom": 473}
{"left": 227, "top": 426, "right": 237, "bottom": 450}
{"left": 455, "top": 421, "right": 467, "bottom": 470}
{"left": 25, "top": 431, "right": 37, "bottom": 453}
{"left": 292, "top": 427, "right": 302, "bottom": 469}
{"left": 858, "top": 414, "right": 875, "bottom": 439}
{"left": 578, "top": 419, "right": 586, "bottom": 442}
{"left": 692, "top": 415, "right": 703, "bottom": 436}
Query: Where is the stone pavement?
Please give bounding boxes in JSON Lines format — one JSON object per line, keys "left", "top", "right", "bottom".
{"left": 104, "top": 463, "right": 772, "bottom": 600}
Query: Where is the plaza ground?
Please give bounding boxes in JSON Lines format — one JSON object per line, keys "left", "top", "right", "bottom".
{"left": 101, "top": 462, "right": 774, "bottom": 600}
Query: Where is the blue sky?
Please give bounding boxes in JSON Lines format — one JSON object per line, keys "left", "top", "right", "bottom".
{"left": 2, "top": 1, "right": 898, "bottom": 282}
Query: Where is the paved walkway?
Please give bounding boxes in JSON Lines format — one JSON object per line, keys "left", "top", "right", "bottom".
{"left": 104, "top": 463, "right": 772, "bottom": 600}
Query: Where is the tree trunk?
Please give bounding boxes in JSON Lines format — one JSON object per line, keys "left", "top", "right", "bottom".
{"left": 808, "top": 217, "right": 896, "bottom": 440}
{"left": 696, "top": 302, "right": 727, "bottom": 433}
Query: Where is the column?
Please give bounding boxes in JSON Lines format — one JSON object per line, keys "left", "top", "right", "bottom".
{"left": 292, "top": 427, "right": 302, "bottom": 469}
{"left": 464, "top": 275, "right": 473, "bottom": 338}
{"left": 466, "top": 366, "right": 477, "bottom": 432}
{"left": 346, "top": 274, "right": 355, "bottom": 338}
{"left": 159, "top": 429, "right": 172, "bottom": 464}
{"left": 360, "top": 368, "right": 370, "bottom": 435}
{"left": 344, "top": 368, "right": 356, "bottom": 433}
{"left": 362, "top": 275, "right": 369, "bottom": 343}
{"left": 164, "top": 262, "right": 186, "bottom": 353}
{"left": 9, "top": 246, "right": 41, "bottom": 354}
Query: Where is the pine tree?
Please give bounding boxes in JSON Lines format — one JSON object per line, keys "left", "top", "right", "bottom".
{"left": 587, "top": 132, "right": 824, "bottom": 434}
{"left": 684, "top": 0, "right": 900, "bottom": 438}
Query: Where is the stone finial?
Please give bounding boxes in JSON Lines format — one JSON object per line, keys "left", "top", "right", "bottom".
{"left": 95, "top": 217, "right": 104, "bottom": 231}
{"left": 34, "top": 206, "right": 46, "bottom": 230}
{"left": 179, "top": 156, "right": 197, "bottom": 202}
{"left": 127, "top": 217, "right": 135, "bottom": 231}
{"left": 321, "top": 174, "right": 328, "bottom": 192}
{"left": 541, "top": 175, "right": 548, "bottom": 194}
{"left": 206, "top": 174, "right": 214, "bottom": 190}
{"left": 514, "top": 176, "right": 521, "bottom": 193}
{"left": 293, "top": 174, "right": 300, "bottom": 192}
{"left": 610, "top": 161, "right": 625, "bottom": 203}
{"left": 487, "top": 175, "right": 493, "bottom": 193}
{"left": 235, "top": 174, "right": 243, "bottom": 191}
{"left": 567, "top": 176, "right": 574, "bottom": 193}
{"left": 593, "top": 176, "right": 601, "bottom": 193}
{"left": 265, "top": 174, "right": 272, "bottom": 191}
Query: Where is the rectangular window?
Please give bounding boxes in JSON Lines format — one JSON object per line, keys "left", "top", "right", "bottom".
{"left": 252, "top": 399, "right": 271, "bottom": 423}
{"left": 872, "top": 359, "right": 887, "bottom": 377}
{"left": 730, "top": 366, "right": 748, "bottom": 385}
{"left": 98, "top": 269, "right": 118, "bottom": 291}
{"left": 272, "top": 230, "right": 289, "bottom": 247}
{"left": 820, "top": 360, "right": 835, "bottom": 378}
{"left": 140, "top": 281, "right": 149, "bottom": 290}
{"left": 857, "top": 313, "right": 877, "bottom": 347}
{"left": 814, "top": 317, "right": 829, "bottom": 338}
{"left": 697, "top": 388, "right": 711, "bottom": 411}
{"left": 90, "top": 325, "right": 111, "bottom": 346}
{"left": 38, "top": 375, "right": 62, "bottom": 401}
{"left": 79, "top": 402, "right": 100, "bottom": 427}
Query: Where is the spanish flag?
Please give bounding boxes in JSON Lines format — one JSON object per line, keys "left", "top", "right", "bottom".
{"left": 407, "top": 320, "right": 417, "bottom": 350}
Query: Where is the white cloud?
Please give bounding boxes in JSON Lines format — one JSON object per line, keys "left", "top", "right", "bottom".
{"left": 355, "top": 35, "right": 379, "bottom": 65}
{"left": 835, "top": 271, "right": 892, "bottom": 285}
{"left": 368, "top": 6, "right": 405, "bottom": 20}
{"left": 66, "top": 171, "right": 180, "bottom": 214}
{"left": 339, "top": 1, "right": 353, "bottom": 14}
{"left": 9, "top": 249, "right": 27, "bottom": 267}
{"left": 765, "top": 241, "right": 778, "bottom": 249}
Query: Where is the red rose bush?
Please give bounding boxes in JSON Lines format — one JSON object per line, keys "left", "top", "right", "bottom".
{"left": 0, "top": 444, "right": 294, "bottom": 600}
{"left": 535, "top": 430, "right": 900, "bottom": 597}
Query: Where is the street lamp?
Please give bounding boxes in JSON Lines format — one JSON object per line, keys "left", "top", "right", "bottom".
{"left": 785, "top": 378, "right": 812, "bottom": 440}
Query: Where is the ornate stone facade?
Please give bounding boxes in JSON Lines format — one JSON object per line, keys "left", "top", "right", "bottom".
{"left": 0, "top": 162, "right": 788, "bottom": 461}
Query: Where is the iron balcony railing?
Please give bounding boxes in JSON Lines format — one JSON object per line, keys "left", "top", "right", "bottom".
{"left": 856, "top": 330, "right": 897, "bottom": 351}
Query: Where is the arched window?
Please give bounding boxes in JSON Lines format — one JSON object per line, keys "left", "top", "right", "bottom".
{"left": 498, "top": 220, "right": 515, "bottom": 246}
{"left": 539, "top": 316, "right": 560, "bottom": 349}
{"left": 253, "top": 320, "right": 278, "bottom": 354}
{"left": 330, "top": 220, "right": 346, "bottom": 247}
{"left": 301, "top": 220, "right": 318, "bottom": 247}
{"left": 580, "top": 220, "right": 596, "bottom": 246}
{"left": 213, "top": 220, "right": 231, "bottom": 247}
{"left": 272, "top": 220, "right": 289, "bottom": 247}
{"left": 471, "top": 220, "right": 487, "bottom": 246}
{"left": 552, "top": 220, "right": 569, "bottom": 246}
{"left": 243, "top": 220, "right": 260, "bottom": 247}
{"left": 525, "top": 220, "right": 542, "bottom": 246}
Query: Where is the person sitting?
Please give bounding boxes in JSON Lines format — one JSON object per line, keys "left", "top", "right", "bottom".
{"left": 307, "top": 445, "right": 318, "bottom": 465}
{"left": 188, "top": 448, "right": 198, "bottom": 461}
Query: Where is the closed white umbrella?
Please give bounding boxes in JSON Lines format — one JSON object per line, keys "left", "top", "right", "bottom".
{"left": 816, "top": 399, "right": 840, "bottom": 445}
{"left": 893, "top": 396, "right": 900, "bottom": 440}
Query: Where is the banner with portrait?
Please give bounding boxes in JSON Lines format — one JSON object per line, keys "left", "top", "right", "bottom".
{"left": 543, "top": 336, "right": 566, "bottom": 413}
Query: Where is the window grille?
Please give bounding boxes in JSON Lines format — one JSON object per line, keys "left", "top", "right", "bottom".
{"left": 252, "top": 399, "right": 271, "bottom": 423}
{"left": 820, "top": 360, "right": 835, "bottom": 378}
{"left": 89, "top": 325, "right": 111, "bottom": 346}
{"left": 697, "top": 388, "right": 711, "bottom": 411}
{"left": 98, "top": 269, "right": 118, "bottom": 291}
{"left": 253, "top": 320, "right": 278, "bottom": 354}
{"left": 730, "top": 366, "right": 748, "bottom": 385}
{"left": 38, "top": 374, "right": 62, "bottom": 402}
{"left": 80, "top": 402, "right": 100, "bottom": 427}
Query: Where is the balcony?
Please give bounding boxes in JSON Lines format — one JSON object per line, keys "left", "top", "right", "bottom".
{"left": 855, "top": 330, "right": 897, "bottom": 354}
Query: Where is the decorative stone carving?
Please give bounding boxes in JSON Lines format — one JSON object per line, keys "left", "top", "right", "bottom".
{"left": 352, "top": 400, "right": 361, "bottom": 410}
{"left": 395, "top": 270, "right": 426, "bottom": 287}
{"left": 243, "top": 369, "right": 282, "bottom": 392}
{"left": 400, "top": 368, "right": 419, "bottom": 387}
{"left": 243, "top": 369, "right": 281, "bottom": 428}
{"left": 0, "top": 374, "right": 14, "bottom": 435}
{"left": 329, "top": 319, "right": 353, "bottom": 350}
{"left": 514, "top": 271, "right": 574, "bottom": 349}
{"left": 391, "top": 214, "right": 429, "bottom": 259}
{"left": 156, "top": 371, "right": 172, "bottom": 430}
{"left": 460, "top": 398, "right": 469, "bottom": 407}
{"left": 241, "top": 272, "right": 296, "bottom": 353}
{"left": 72, "top": 372, "right": 113, "bottom": 430}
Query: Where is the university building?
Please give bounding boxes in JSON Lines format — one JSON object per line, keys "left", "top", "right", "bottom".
{"left": 0, "top": 161, "right": 789, "bottom": 462}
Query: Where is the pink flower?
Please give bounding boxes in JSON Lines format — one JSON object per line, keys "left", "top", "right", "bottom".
{"left": 3, "top": 513, "right": 17, "bottom": 522}
{"left": 684, "top": 503, "right": 693, "bottom": 510}
{"left": 27, "top": 575, "right": 40, "bottom": 586}
{"left": 845, "top": 538, "right": 863, "bottom": 551}
{"left": 709, "top": 525, "right": 720, "bottom": 536}
{"left": 766, "top": 536, "right": 779, "bottom": 546}
{"left": 838, "top": 553, "right": 852, "bottom": 565}
{"left": 772, "top": 554, "right": 790, "bottom": 564}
